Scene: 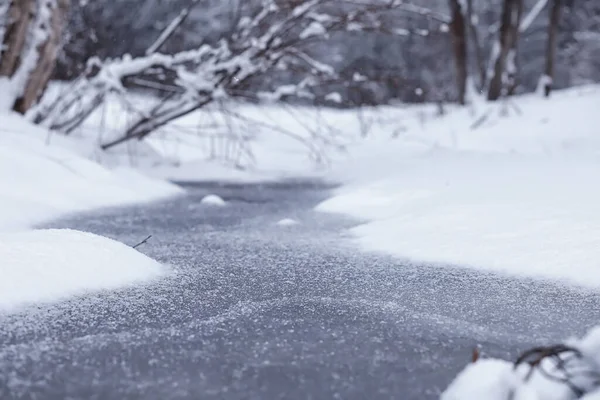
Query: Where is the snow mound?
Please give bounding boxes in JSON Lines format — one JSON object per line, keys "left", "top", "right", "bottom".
{"left": 441, "top": 359, "right": 536, "bottom": 400}
{"left": 200, "top": 194, "right": 226, "bottom": 206}
{"left": 0, "top": 112, "right": 183, "bottom": 230}
{"left": 276, "top": 218, "right": 300, "bottom": 226}
{"left": 443, "top": 325, "right": 600, "bottom": 400}
{"left": 317, "top": 86, "right": 600, "bottom": 289}
{"left": 0, "top": 229, "right": 165, "bottom": 311}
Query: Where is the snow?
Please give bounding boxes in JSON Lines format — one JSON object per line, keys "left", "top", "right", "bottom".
{"left": 442, "top": 325, "right": 600, "bottom": 399}
{"left": 0, "top": 112, "right": 179, "bottom": 310}
{"left": 520, "top": 0, "right": 549, "bottom": 33}
{"left": 0, "top": 229, "right": 165, "bottom": 311}
{"left": 583, "top": 391, "right": 600, "bottom": 400}
{"left": 0, "top": 112, "right": 183, "bottom": 230}
{"left": 32, "top": 80, "right": 600, "bottom": 291}
{"left": 325, "top": 92, "right": 342, "bottom": 103}
{"left": 276, "top": 218, "right": 300, "bottom": 226}
{"left": 441, "top": 359, "right": 537, "bottom": 400}
{"left": 200, "top": 194, "right": 226, "bottom": 206}
{"left": 316, "top": 85, "right": 600, "bottom": 290}
{"left": 300, "top": 21, "right": 327, "bottom": 39}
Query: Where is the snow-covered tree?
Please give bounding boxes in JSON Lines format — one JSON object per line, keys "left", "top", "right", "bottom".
{"left": 486, "top": 0, "right": 524, "bottom": 100}
{"left": 0, "top": 0, "right": 70, "bottom": 113}
{"left": 32, "top": 0, "right": 453, "bottom": 147}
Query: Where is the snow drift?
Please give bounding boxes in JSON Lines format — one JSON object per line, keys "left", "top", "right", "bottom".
{"left": 0, "top": 112, "right": 183, "bottom": 230}
{"left": 0, "top": 229, "right": 165, "bottom": 311}
{"left": 0, "top": 112, "right": 179, "bottom": 310}
{"left": 317, "top": 85, "right": 600, "bottom": 289}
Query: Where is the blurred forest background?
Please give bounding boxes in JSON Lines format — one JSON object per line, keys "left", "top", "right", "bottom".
{"left": 0, "top": 0, "right": 599, "bottom": 143}
{"left": 56, "top": 0, "right": 599, "bottom": 105}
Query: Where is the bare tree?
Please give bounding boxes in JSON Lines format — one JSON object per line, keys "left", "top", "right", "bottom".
{"left": 0, "top": 0, "right": 36, "bottom": 78}
{"left": 0, "top": 0, "right": 70, "bottom": 114}
{"left": 465, "top": 0, "right": 486, "bottom": 91}
{"left": 448, "top": 0, "right": 467, "bottom": 105}
{"left": 487, "top": 0, "right": 524, "bottom": 101}
{"left": 33, "top": 0, "right": 443, "bottom": 149}
{"left": 542, "top": 0, "right": 562, "bottom": 97}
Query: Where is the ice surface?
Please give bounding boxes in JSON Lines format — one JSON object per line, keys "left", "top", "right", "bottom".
{"left": 0, "top": 229, "right": 164, "bottom": 311}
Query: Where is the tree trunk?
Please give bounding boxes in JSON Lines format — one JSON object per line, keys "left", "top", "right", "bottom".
{"left": 0, "top": 0, "right": 36, "bottom": 77}
{"left": 543, "top": 0, "right": 562, "bottom": 97}
{"left": 14, "top": 0, "right": 70, "bottom": 114}
{"left": 466, "top": 0, "right": 486, "bottom": 91}
{"left": 0, "top": 0, "right": 70, "bottom": 114}
{"left": 448, "top": 0, "right": 468, "bottom": 105}
{"left": 487, "top": 0, "right": 524, "bottom": 101}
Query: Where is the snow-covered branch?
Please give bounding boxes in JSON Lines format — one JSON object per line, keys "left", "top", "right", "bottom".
{"left": 442, "top": 326, "right": 600, "bottom": 399}
{"left": 520, "top": 0, "right": 548, "bottom": 33}
{"left": 33, "top": 0, "right": 423, "bottom": 148}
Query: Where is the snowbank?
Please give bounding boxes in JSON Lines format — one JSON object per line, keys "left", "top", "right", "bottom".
{"left": 0, "top": 112, "right": 183, "bottom": 230}
{"left": 442, "top": 325, "right": 600, "bottom": 399}
{"left": 0, "top": 229, "right": 165, "bottom": 311}
{"left": 317, "top": 85, "right": 600, "bottom": 289}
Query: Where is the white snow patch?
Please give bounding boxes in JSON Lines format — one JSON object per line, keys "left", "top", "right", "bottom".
{"left": 325, "top": 92, "right": 342, "bottom": 103}
{"left": 441, "top": 359, "right": 538, "bottom": 400}
{"left": 443, "top": 325, "right": 600, "bottom": 399}
{"left": 276, "top": 218, "right": 300, "bottom": 226}
{"left": 317, "top": 85, "right": 600, "bottom": 289}
{"left": 0, "top": 229, "right": 165, "bottom": 311}
{"left": 0, "top": 112, "right": 183, "bottom": 230}
{"left": 200, "top": 194, "right": 226, "bottom": 206}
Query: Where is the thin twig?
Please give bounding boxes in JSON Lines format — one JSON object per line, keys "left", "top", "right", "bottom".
{"left": 132, "top": 235, "right": 153, "bottom": 249}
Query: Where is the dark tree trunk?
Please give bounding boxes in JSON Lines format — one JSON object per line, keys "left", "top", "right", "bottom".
{"left": 487, "top": 0, "right": 524, "bottom": 101}
{"left": 466, "top": 0, "right": 486, "bottom": 91}
{"left": 448, "top": 0, "right": 468, "bottom": 105}
{"left": 14, "top": 0, "right": 71, "bottom": 114}
{"left": 0, "top": 0, "right": 36, "bottom": 77}
{"left": 543, "top": 0, "right": 562, "bottom": 97}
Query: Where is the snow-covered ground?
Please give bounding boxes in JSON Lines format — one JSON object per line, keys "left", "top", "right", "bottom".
{"left": 0, "top": 229, "right": 165, "bottom": 311}
{"left": 11, "top": 83, "right": 598, "bottom": 310}
{"left": 0, "top": 111, "right": 180, "bottom": 311}
{"left": 316, "top": 85, "right": 600, "bottom": 290}
{"left": 48, "top": 83, "right": 600, "bottom": 290}
{"left": 0, "top": 112, "right": 183, "bottom": 230}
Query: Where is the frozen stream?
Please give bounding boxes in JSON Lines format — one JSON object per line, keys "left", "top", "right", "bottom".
{"left": 1, "top": 180, "right": 599, "bottom": 399}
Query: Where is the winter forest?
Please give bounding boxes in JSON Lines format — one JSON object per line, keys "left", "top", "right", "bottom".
{"left": 2, "top": 1, "right": 599, "bottom": 122}
{"left": 1, "top": 1, "right": 600, "bottom": 399}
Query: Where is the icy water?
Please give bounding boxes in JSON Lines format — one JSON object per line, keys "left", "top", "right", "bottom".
{"left": 1, "top": 180, "right": 599, "bottom": 399}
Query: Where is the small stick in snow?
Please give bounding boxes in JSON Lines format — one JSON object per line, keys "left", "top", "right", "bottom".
{"left": 132, "top": 235, "right": 153, "bottom": 249}
{"left": 471, "top": 345, "right": 481, "bottom": 363}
